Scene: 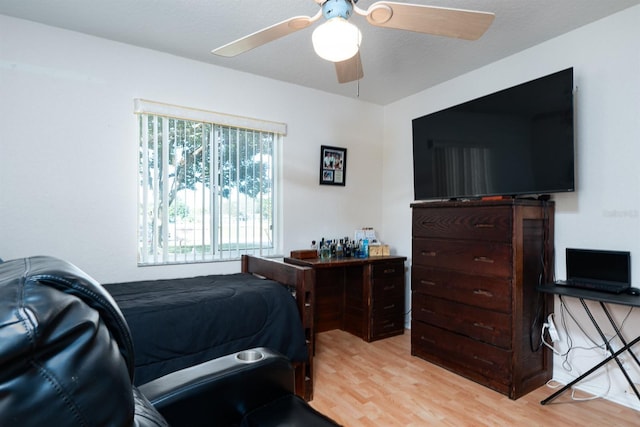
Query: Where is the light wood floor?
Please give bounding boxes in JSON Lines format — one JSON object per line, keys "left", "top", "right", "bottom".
{"left": 309, "top": 329, "right": 639, "bottom": 426}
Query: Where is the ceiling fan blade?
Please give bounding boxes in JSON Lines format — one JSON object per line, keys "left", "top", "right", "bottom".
{"left": 212, "top": 11, "right": 322, "bottom": 57}
{"left": 362, "top": 2, "right": 495, "bottom": 40}
{"left": 335, "top": 52, "right": 364, "bottom": 84}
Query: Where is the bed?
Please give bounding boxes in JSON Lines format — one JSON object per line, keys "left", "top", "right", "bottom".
{"left": 103, "top": 255, "right": 315, "bottom": 400}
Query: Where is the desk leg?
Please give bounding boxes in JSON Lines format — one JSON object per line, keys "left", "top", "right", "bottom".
{"left": 581, "top": 300, "right": 629, "bottom": 375}
{"left": 541, "top": 334, "right": 640, "bottom": 404}
{"left": 597, "top": 301, "right": 640, "bottom": 400}
{"left": 583, "top": 300, "right": 640, "bottom": 400}
{"left": 541, "top": 298, "right": 640, "bottom": 405}
{"left": 600, "top": 301, "right": 640, "bottom": 369}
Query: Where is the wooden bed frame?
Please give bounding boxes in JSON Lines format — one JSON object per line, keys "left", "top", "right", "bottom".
{"left": 241, "top": 255, "right": 315, "bottom": 401}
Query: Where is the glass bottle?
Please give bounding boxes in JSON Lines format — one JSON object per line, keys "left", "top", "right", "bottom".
{"left": 320, "top": 239, "right": 331, "bottom": 260}
{"left": 362, "top": 238, "right": 369, "bottom": 258}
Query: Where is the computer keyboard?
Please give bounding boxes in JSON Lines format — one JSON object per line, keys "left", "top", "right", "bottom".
{"left": 562, "top": 279, "right": 629, "bottom": 294}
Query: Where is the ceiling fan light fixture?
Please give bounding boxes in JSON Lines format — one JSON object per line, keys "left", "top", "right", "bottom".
{"left": 312, "top": 17, "right": 362, "bottom": 62}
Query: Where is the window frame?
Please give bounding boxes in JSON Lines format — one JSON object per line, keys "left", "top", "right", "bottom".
{"left": 134, "top": 99, "right": 285, "bottom": 266}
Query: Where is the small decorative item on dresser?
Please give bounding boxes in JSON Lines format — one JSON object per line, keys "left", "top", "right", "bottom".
{"left": 368, "top": 244, "right": 390, "bottom": 256}
{"left": 290, "top": 249, "right": 318, "bottom": 260}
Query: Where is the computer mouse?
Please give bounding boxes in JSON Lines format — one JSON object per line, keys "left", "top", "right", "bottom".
{"left": 626, "top": 287, "right": 640, "bottom": 296}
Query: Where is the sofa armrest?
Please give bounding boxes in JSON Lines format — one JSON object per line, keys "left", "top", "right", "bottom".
{"left": 138, "top": 348, "right": 295, "bottom": 427}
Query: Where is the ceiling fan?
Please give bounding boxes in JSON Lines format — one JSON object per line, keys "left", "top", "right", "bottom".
{"left": 211, "top": 0, "right": 494, "bottom": 84}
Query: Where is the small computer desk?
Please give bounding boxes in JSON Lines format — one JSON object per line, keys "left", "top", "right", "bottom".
{"left": 537, "top": 284, "right": 640, "bottom": 405}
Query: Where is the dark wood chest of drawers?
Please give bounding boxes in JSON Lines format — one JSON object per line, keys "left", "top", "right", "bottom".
{"left": 410, "top": 200, "right": 554, "bottom": 399}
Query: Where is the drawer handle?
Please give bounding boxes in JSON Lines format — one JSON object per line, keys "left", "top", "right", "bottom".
{"left": 473, "top": 322, "right": 495, "bottom": 331}
{"left": 383, "top": 323, "right": 396, "bottom": 329}
{"left": 383, "top": 268, "right": 396, "bottom": 274}
{"left": 383, "top": 304, "right": 396, "bottom": 310}
{"left": 420, "top": 307, "right": 434, "bottom": 314}
{"left": 474, "top": 223, "right": 495, "bottom": 229}
{"left": 473, "top": 355, "right": 495, "bottom": 366}
{"left": 383, "top": 284, "right": 396, "bottom": 291}
{"left": 473, "top": 256, "right": 494, "bottom": 264}
{"left": 473, "top": 289, "right": 494, "bottom": 297}
{"left": 420, "top": 280, "right": 437, "bottom": 286}
{"left": 421, "top": 251, "right": 437, "bottom": 257}
{"left": 420, "top": 335, "right": 436, "bottom": 345}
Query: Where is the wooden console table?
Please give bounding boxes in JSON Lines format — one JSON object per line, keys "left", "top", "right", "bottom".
{"left": 284, "top": 255, "right": 407, "bottom": 342}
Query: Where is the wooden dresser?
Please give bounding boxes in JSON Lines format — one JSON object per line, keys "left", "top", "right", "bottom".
{"left": 410, "top": 199, "right": 554, "bottom": 399}
{"left": 285, "top": 256, "right": 406, "bottom": 342}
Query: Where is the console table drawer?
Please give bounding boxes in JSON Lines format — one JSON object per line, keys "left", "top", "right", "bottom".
{"left": 372, "top": 277, "right": 404, "bottom": 301}
{"left": 413, "top": 238, "right": 512, "bottom": 278}
{"left": 411, "top": 265, "right": 511, "bottom": 312}
{"left": 412, "top": 206, "right": 512, "bottom": 241}
{"left": 371, "top": 261, "right": 404, "bottom": 277}
{"left": 411, "top": 321, "right": 510, "bottom": 388}
{"left": 412, "top": 293, "right": 511, "bottom": 349}
{"left": 371, "top": 313, "right": 404, "bottom": 339}
{"left": 372, "top": 294, "right": 403, "bottom": 317}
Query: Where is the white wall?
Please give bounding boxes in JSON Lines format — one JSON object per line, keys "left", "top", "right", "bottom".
{"left": 383, "top": 5, "right": 640, "bottom": 410}
{"left": 0, "top": 15, "right": 384, "bottom": 282}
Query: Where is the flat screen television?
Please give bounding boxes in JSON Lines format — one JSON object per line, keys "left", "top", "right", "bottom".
{"left": 412, "top": 68, "right": 575, "bottom": 201}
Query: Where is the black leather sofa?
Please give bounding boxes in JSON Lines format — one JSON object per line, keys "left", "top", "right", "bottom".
{"left": 0, "top": 256, "right": 340, "bottom": 427}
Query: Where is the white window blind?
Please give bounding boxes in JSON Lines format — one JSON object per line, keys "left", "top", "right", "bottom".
{"left": 135, "top": 99, "right": 284, "bottom": 265}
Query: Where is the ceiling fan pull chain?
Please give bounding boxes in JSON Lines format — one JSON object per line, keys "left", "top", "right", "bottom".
{"left": 357, "top": 54, "right": 360, "bottom": 98}
{"left": 356, "top": 21, "right": 361, "bottom": 98}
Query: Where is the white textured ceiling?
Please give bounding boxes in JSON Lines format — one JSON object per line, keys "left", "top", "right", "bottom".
{"left": 1, "top": 0, "right": 639, "bottom": 105}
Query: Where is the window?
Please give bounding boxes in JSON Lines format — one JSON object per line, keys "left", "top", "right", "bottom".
{"left": 135, "top": 99, "right": 285, "bottom": 265}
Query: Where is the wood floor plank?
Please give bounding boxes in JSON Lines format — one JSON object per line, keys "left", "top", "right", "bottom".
{"left": 310, "top": 329, "right": 640, "bottom": 426}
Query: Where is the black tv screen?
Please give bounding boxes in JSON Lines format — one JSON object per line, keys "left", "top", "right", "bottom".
{"left": 412, "top": 68, "right": 575, "bottom": 201}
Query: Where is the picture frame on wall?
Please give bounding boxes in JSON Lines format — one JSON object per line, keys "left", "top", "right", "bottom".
{"left": 319, "top": 145, "right": 347, "bottom": 186}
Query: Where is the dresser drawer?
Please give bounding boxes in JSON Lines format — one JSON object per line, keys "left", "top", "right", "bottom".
{"left": 413, "top": 206, "right": 512, "bottom": 241}
{"left": 413, "top": 238, "right": 512, "bottom": 278}
{"left": 411, "top": 321, "right": 510, "bottom": 388}
{"left": 372, "top": 276, "right": 404, "bottom": 301}
{"left": 371, "top": 313, "right": 404, "bottom": 340}
{"left": 372, "top": 291, "right": 404, "bottom": 317}
{"left": 371, "top": 261, "right": 404, "bottom": 277}
{"left": 411, "top": 265, "right": 511, "bottom": 312}
{"left": 372, "top": 277, "right": 404, "bottom": 319}
{"left": 412, "top": 294, "right": 511, "bottom": 349}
